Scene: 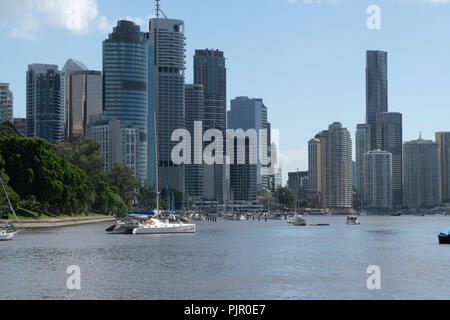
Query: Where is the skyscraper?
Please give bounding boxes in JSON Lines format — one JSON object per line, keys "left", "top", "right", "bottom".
{"left": 184, "top": 84, "right": 204, "bottom": 200}
{"left": 308, "top": 135, "right": 322, "bottom": 207}
{"left": 356, "top": 123, "right": 371, "bottom": 201}
{"left": 376, "top": 112, "right": 403, "bottom": 206}
{"left": 26, "top": 64, "right": 62, "bottom": 142}
{"left": 103, "top": 20, "right": 151, "bottom": 186}
{"left": 148, "top": 17, "right": 186, "bottom": 192}
{"left": 60, "top": 59, "right": 88, "bottom": 141}
{"left": 366, "top": 50, "right": 388, "bottom": 151}
{"left": 65, "top": 70, "right": 102, "bottom": 142}
{"left": 403, "top": 136, "right": 440, "bottom": 209}
{"left": 193, "top": 49, "right": 228, "bottom": 202}
{"left": 320, "top": 122, "right": 353, "bottom": 212}
{"left": 363, "top": 150, "right": 393, "bottom": 210}
{"left": 0, "top": 83, "right": 13, "bottom": 124}
{"left": 436, "top": 132, "right": 450, "bottom": 203}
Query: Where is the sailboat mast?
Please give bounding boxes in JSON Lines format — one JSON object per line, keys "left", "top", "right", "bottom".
{"left": 0, "top": 171, "right": 18, "bottom": 222}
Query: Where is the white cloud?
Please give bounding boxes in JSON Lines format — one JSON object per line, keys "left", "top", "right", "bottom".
{"left": 0, "top": 0, "right": 152, "bottom": 40}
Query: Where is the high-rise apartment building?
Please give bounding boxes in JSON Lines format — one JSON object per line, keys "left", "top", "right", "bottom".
{"left": 0, "top": 83, "right": 13, "bottom": 124}
{"left": 366, "top": 50, "right": 388, "bottom": 151}
{"left": 375, "top": 112, "right": 403, "bottom": 206}
{"left": 148, "top": 17, "right": 186, "bottom": 192}
{"left": 363, "top": 150, "right": 393, "bottom": 210}
{"left": 103, "top": 20, "right": 151, "bottom": 186}
{"left": 403, "top": 136, "right": 440, "bottom": 209}
{"left": 356, "top": 124, "right": 371, "bottom": 200}
{"left": 308, "top": 135, "right": 322, "bottom": 207}
{"left": 436, "top": 132, "right": 450, "bottom": 203}
{"left": 65, "top": 70, "right": 102, "bottom": 142}
{"left": 320, "top": 122, "right": 353, "bottom": 211}
{"left": 26, "top": 64, "right": 62, "bottom": 142}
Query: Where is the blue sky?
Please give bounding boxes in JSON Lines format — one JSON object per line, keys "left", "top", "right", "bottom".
{"left": 1, "top": 0, "right": 450, "bottom": 183}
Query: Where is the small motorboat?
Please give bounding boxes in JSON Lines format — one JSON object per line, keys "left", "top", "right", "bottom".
{"left": 347, "top": 215, "right": 361, "bottom": 225}
{"left": 0, "top": 227, "right": 19, "bottom": 241}
{"left": 291, "top": 214, "right": 307, "bottom": 226}
{"left": 438, "top": 227, "right": 450, "bottom": 245}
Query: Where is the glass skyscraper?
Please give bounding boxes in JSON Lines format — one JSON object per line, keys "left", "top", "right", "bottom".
{"left": 26, "top": 64, "right": 62, "bottom": 143}
{"left": 366, "top": 50, "right": 388, "bottom": 151}
{"left": 103, "top": 20, "right": 152, "bottom": 186}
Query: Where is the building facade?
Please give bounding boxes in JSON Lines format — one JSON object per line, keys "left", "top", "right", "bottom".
{"left": 26, "top": 64, "right": 62, "bottom": 142}
{"left": 193, "top": 49, "right": 228, "bottom": 202}
{"left": 375, "top": 112, "right": 403, "bottom": 206}
{"left": 148, "top": 17, "right": 186, "bottom": 192}
{"left": 87, "top": 116, "right": 138, "bottom": 176}
{"left": 366, "top": 50, "right": 388, "bottom": 151}
{"left": 13, "top": 118, "right": 26, "bottom": 135}
{"left": 356, "top": 123, "right": 371, "bottom": 201}
{"left": 288, "top": 171, "right": 309, "bottom": 201}
{"left": 320, "top": 122, "right": 353, "bottom": 211}
{"left": 363, "top": 150, "right": 393, "bottom": 210}
{"left": 308, "top": 135, "right": 322, "bottom": 207}
{"left": 65, "top": 70, "right": 102, "bottom": 142}
{"left": 103, "top": 20, "right": 151, "bottom": 186}
{"left": 436, "top": 132, "right": 450, "bottom": 203}
{"left": 0, "top": 83, "right": 13, "bottom": 124}
{"left": 403, "top": 137, "right": 440, "bottom": 209}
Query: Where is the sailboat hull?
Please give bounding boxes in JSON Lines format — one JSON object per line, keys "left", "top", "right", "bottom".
{"left": 132, "top": 224, "right": 196, "bottom": 234}
{"left": 0, "top": 231, "right": 17, "bottom": 241}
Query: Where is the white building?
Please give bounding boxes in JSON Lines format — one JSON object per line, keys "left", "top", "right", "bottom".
{"left": 0, "top": 83, "right": 13, "bottom": 124}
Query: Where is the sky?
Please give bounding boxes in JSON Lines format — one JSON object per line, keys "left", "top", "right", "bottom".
{"left": 1, "top": 0, "right": 450, "bottom": 184}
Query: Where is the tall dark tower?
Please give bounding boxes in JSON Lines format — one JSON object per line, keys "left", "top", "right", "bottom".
{"left": 366, "top": 50, "right": 388, "bottom": 150}
{"left": 193, "top": 49, "right": 228, "bottom": 202}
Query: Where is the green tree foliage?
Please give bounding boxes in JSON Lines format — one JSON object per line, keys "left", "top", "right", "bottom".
{"left": 0, "top": 121, "right": 20, "bottom": 138}
{"left": 54, "top": 138, "right": 104, "bottom": 176}
{"left": 275, "top": 187, "right": 296, "bottom": 210}
{"left": 92, "top": 181, "right": 128, "bottom": 217}
{"left": 105, "top": 164, "right": 140, "bottom": 206}
{"left": 0, "top": 136, "right": 93, "bottom": 215}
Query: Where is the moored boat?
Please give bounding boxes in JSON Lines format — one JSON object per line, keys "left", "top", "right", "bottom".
{"left": 0, "top": 227, "right": 18, "bottom": 241}
{"left": 291, "top": 214, "right": 307, "bottom": 226}
{"left": 438, "top": 227, "right": 450, "bottom": 245}
{"left": 347, "top": 215, "right": 361, "bottom": 225}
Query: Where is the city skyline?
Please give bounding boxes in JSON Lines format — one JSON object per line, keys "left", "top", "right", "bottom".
{"left": 2, "top": 0, "right": 450, "bottom": 183}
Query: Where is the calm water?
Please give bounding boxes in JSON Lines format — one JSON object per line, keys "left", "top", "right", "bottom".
{"left": 1, "top": 215, "right": 449, "bottom": 300}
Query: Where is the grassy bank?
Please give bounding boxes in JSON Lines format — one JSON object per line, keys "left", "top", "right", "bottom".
{"left": 2, "top": 209, "right": 111, "bottom": 221}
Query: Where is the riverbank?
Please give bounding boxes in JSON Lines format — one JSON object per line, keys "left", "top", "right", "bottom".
{"left": 0, "top": 216, "right": 115, "bottom": 229}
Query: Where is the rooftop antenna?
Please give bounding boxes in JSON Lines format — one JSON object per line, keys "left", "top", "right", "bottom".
{"left": 155, "top": 0, "right": 168, "bottom": 19}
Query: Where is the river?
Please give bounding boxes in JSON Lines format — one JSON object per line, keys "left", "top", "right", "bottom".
{"left": 1, "top": 215, "right": 449, "bottom": 300}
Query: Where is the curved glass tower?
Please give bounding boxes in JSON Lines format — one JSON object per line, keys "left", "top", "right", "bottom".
{"left": 103, "top": 20, "right": 150, "bottom": 186}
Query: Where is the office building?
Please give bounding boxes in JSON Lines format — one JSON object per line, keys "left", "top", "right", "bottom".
{"left": 403, "top": 136, "right": 440, "bottom": 209}
{"left": 363, "top": 150, "right": 392, "bottom": 210}
{"left": 193, "top": 49, "right": 228, "bottom": 202}
{"left": 65, "top": 70, "right": 102, "bottom": 142}
{"left": 26, "top": 64, "right": 62, "bottom": 142}
{"left": 60, "top": 59, "right": 88, "bottom": 140}
{"left": 308, "top": 135, "right": 322, "bottom": 206}
{"left": 103, "top": 20, "right": 151, "bottom": 186}
{"left": 87, "top": 116, "right": 138, "bottom": 176}
{"left": 435, "top": 132, "right": 450, "bottom": 203}
{"left": 13, "top": 118, "right": 26, "bottom": 135}
{"left": 0, "top": 83, "right": 13, "bottom": 124}
{"left": 288, "top": 171, "right": 309, "bottom": 200}
{"left": 148, "top": 17, "right": 186, "bottom": 192}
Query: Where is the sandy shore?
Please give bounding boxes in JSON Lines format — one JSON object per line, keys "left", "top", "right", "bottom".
{"left": 0, "top": 216, "right": 116, "bottom": 229}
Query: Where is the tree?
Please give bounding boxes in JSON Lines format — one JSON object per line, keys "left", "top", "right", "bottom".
{"left": 54, "top": 138, "right": 104, "bottom": 176}
{"left": 0, "top": 136, "right": 93, "bottom": 215}
{"left": 275, "top": 187, "right": 296, "bottom": 210}
{"left": 105, "top": 164, "right": 140, "bottom": 206}
{"left": 0, "top": 121, "right": 20, "bottom": 138}
{"left": 92, "top": 181, "right": 128, "bottom": 217}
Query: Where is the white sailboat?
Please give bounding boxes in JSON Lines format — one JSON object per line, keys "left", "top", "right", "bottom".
{"left": 0, "top": 172, "right": 20, "bottom": 241}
